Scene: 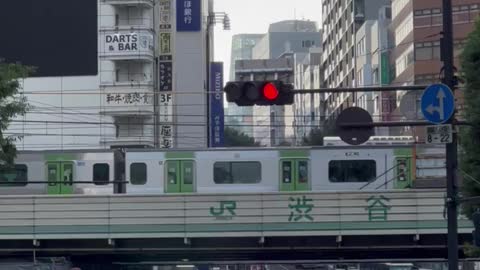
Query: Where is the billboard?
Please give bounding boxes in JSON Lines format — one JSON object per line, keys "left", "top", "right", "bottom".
{"left": 0, "top": 0, "right": 98, "bottom": 77}
{"left": 176, "top": 0, "right": 201, "bottom": 32}
{"left": 102, "top": 32, "right": 154, "bottom": 54}
{"left": 209, "top": 62, "right": 225, "bottom": 147}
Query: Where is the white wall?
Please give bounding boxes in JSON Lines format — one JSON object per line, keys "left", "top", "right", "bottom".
{"left": 11, "top": 76, "right": 110, "bottom": 150}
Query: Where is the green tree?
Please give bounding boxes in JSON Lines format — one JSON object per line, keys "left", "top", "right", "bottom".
{"left": 0, "top": 62, "right": 31, "bottom": 167}
{"left": 224, "top": 127, "right": 260, "bottom": 147}
{"left": 460, "top": 19, "right": 480, "bottom": 218}
{"left": 302, "top": 128, "right": 324, "bottom": 146}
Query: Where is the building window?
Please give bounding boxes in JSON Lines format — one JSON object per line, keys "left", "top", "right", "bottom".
{"left": 372, "top": 68, "right": 379, "bottom": 85}
{"left": 130, "top": 163, "right": 147, "bottom": 185}
{"left": 213, "top": 162, "right": 262, "bottom": 184}
{"left": 302, "top": 40, "right": 315, "bottom": 48}
{"left": 392, "top": 0, "right": 409, "bottom": 19}
{"left": 93, "top": 164, "right": 110, "bottom": 186}
{"left": 395, "top": 44, "right": 414, "bottom": 77}
{"left": 415, "top": 74, "right": 439, "bottom": 85}
{"left": 415, "top": 5, "right": 480, "bottom": 28}
{"left": 328, "top": 160, "right": 376, "bottom": 183}
{"left": 395, "top": 13, "right": 413, "bottom": 46}
{"left": 0, "top": 165, "right": 28, "bottom": 187}
{"left": 415, "top": 41, "right": 441, "bottom": 61}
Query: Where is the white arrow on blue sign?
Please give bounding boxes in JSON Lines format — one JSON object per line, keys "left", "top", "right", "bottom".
{"left": 421, "top": 83, "right": 455, "bottom": 124}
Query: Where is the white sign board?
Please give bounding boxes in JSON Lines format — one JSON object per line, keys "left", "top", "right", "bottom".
{"left": 426, "top": 124, "right": 453, "bottom": 144}
{"left": 103, "top": 33, "right": 153, "bottom": 53}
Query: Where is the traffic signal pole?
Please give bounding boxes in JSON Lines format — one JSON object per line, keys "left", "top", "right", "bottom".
{"left": 442, "top": 0, "right": 459, "bottom": 269}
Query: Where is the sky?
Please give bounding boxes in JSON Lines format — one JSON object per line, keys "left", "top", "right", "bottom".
{"left": 213, "top": 0, "right": 323, "bottom": 81}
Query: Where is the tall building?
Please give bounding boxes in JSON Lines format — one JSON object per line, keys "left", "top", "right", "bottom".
{"left": 293, "top": 48, "right": 323, "bottom": 145}
{"left": 225, "top": 34, "right": 264, "bottom": 136}
{"left": 355, "top": 6, "right": 392, "bottom": 136}
{"left": 5, "top": 0, "right": 214, "bottom": 150}
{"left": 388, "top": 0, "right": 479, "bottom": 138}
{"left": 321, "top": 0, "right": 390, "bottom": 126}
{"left": 252, "top": 20, "right": 321, "bottom": 60}
{"left": 229, "top": 34, "right": 264, "bottom": 81}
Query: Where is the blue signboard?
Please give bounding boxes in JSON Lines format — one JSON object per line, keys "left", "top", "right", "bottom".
{"left": 209, "top": 62, "right": 225, "bottom": 147}
{"left": 176, "top": 0, "right": 201, "bottom": 32}
{"left": 421, "top": 83, "right": 455, "bottom": 124}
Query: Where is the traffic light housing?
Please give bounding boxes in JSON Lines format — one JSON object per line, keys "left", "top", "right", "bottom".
{"left": 473, "top": 210, "right": 480, "bottom": 247}
{"left": 224, "top": 81, "right": 294, "bottom": 106}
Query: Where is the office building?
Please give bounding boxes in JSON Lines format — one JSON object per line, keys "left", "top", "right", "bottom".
{"left": 388, "top": 0, "right": 479, "bottom": 138}
{"left": 321, "top": 0, "right": 390, "bottom": 126}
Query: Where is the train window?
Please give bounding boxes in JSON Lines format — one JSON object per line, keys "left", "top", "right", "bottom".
{"left": 282, "top": 161, "right": 292, "bottom": 183}
{"left": 0, "top": 164, "right": 28, "bottom": 187}
{"left": 166, "top": 162, "right": 177, "bottom": 184}
{"left": 329, "top": 160, "right": 376, "bottom": 183}
{"left": 130, "top": 163, "right": 147, "bottom": 185}
{"left": 93, "top": 163, "right": 109, "bottom": 186}
{"left": 298, "top": 161, "right": 309, "bottom": 183}
{"left": 214, "top": 162, "right": 261, "bottom": 184}
{"left": 183, "top": 161, "right": 194, "bottom": 185}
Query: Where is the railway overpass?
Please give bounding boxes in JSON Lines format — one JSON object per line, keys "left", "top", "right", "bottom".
{"left": 0, "top": 189, "right": 473, "bottom": 264}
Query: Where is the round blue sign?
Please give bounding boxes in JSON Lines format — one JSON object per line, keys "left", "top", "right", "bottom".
{"left": 421, "top": 83, "right": 455, "bottom": 124}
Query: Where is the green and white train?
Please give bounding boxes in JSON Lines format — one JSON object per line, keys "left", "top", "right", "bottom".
{"left": 0, "top": 137, "right": 446, "bottom": 195}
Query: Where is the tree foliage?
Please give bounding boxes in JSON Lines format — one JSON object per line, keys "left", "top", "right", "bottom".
{"left": 302, "top": 128, "right": 324, "bottom": 146}
{"left": 460, "top": 19, "right": 480, "bottom": 218}
{"left": 224, "top": 127, "right": 260, "bottom": 147}
{"left": 0, "top": 62, "right": 31, "bottom": 167}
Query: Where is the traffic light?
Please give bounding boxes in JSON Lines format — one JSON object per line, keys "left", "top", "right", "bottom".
{"left": 224, "top": 81, "right": 294, "bottom": 106}
{"left": 473, "top": 210, "right": 480, "bottom": 247}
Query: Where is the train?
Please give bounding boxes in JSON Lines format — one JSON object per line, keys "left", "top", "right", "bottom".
{"left": 0, "top": 136, "right": 446, "bottom": 195}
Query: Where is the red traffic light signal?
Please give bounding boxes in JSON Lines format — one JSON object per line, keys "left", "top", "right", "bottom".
{"left": 263, "top": 82, "right": 279, "bottom": 100}
{"left": 224, "top": 81, "right": 294, "bottom": 106}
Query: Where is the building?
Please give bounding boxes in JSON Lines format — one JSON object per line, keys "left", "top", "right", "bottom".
{"left": 98, "top": 0, "right": 156, "bottom": 148}
{"left": 252, "top": 20, "right": 321, "bottom": 60}
{"left": 354, "top": 6, "right": 392, "bottom": 136}
{"left": 321, "top": 0, "right": 390, "bottom": 127}
{"left": 232, "top": 20, "right": 322, "bottom": 146}
{"left": 225, "top": 34, "right": 264, "bottom": 137}
{"left": 100, "top": 0, "right": 213, "bottom": 148}
{"left": 5, "top": 0, "right": 214, "bottom": 150}
{"left": 293, "top": 48, "right": 323, "bottom": 145}
{"left": 226, "top": 21, "right": 322, "bottom": 141}
{"left": 229, "top": 34, "right": 265, "bottom": 81}
{"left": 234, "top": 58, "right": 294, "bottom": 146}
{"left": 388, "top": 0, "right": 479, "bottom": 138}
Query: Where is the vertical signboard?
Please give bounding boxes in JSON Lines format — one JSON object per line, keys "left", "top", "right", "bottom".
{"left": 209, "top": 62, "right": 225, "bottom": 147}
{"left": 159, "top": 0, "right": 174, "bottom": 148}
{"left": 160, "top": 93, "right": 174, "bottom": 148}
{"left": 159, "top": 0, "right": 172, "bottom": 30}
{"left": 176, "top": 0, "right": 201, "bottom": 32}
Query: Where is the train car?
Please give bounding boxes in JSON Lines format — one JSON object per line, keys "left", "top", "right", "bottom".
{"left": 0, "top": 136, "right": 445, "bottom": 195}
{"left": 0, "top": 150, "right": 116, "bottom": 195}
{"left": 123, "top": 143, "right": 417, "bottom": 194}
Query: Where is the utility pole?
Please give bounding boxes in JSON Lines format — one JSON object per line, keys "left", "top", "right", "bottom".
{"left": 442, "top": 0, "right": 458, "bottom": 269}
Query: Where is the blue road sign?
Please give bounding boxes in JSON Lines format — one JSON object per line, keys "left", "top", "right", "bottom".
{"left": 421, "top": 83, "right": 455, "bottom": 124}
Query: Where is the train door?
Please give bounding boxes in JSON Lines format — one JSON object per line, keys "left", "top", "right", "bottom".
{"left": 165, "top": 160, "right": 195, "bottom": 193}
{"left": 280, "top": 159, "right": 310, "bottom": 191}
{"left": 47, "top": 162, "right": 74, "bottom": 195}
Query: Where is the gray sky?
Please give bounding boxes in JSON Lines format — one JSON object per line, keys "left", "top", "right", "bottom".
{"left": 213, "top": 0, "right": 322, "bottom": 82}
